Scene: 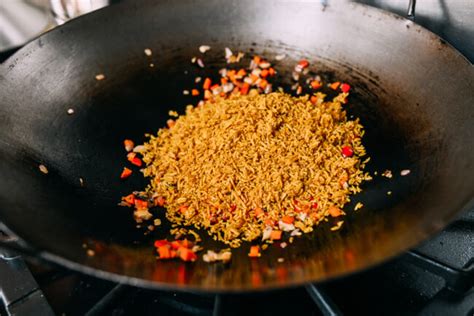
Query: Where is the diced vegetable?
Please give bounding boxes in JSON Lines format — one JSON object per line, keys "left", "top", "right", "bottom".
{"left": 124, "top": 139, "right": 134, "bottom": 152}
{"left": 340, "top": 83, "right": 351, "bottom": 93}
{"left": 248, "top": 245, "right": 261, "bottom": 258}
{"left": 270, "top": 230, "right": 282, "bottom": 240}
{"left": 155, "top": 196, "right": 166, "bottom": 207}
{"left": 328, "top": 206, "right": 343, "bottom": 217}
{"left": 203, "top": 78, "right": 212, "bottom": 90}
{"left": 341, "top": 146, "right": 354, "bottom": 157}
{"left": 330, "top": 82, "right": 341, "bottom": 90}
{"left": 281, "top": 215, "right": 295, "bottom": 224}
{"left": 120, "top": 167, "right": 132, "bottom": 179}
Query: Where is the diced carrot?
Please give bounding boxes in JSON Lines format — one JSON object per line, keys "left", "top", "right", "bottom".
{"left": 310, "top": 95, "right": 318, "bottom": 104}
{"left": 191, "top": 89, "right": 199, "bottom": 96}
{"left": 330, "top": 81, "right": 341, "bottom": 90}
{"left": 221, "top": 78, "right": 228, "bottom": 85}
{"left": 270, "top": 230, "right": 282, "bottom": 240}
{"left": 134, "top": 199, "right": 148, "bottom": 209}
{"left": 178, "top": 247, "right": 197, "bottom": 262}
{"left": 179, "top": 205, "right": 189, "bottom": 214}
{"left": 170, "top": 250, "right": 177, "bottom": 258}
{"left": 309, "top": 212, "right": 320, "bottom": 221}
{"left": 210, "top": 84, "right": 220, "bottom": 90}
{"left": 123, "top": 194, "right": 135, "bottom": 205}
{"left": 227, "top": 69, "right": 236, "bottom": 81}
{"left": 154, "top": 239, "right": 169, "bottom": 248}
{"left": 249, "top": 74, "right": 259, "bottom": 83}
{"left": 167, "top": 119, "right": 175, "bottom": 128}
{"left": 180, "top": 239, "right": 194, "bottom": 248}
{"left": 248, "top": 245, "right": 261, "bottom": 258}
{"left": 260, "top": 69, "right": 269, "bottom": 78}
{"left": 340, "top": 83, "right": 351, "bottom": 93}
{"left": 203, "top": 78, "right": 212, "bottom": 90}
{"left": 155, "top": 196, "right": 166, "bottom": 207}
{"left": 310, "top": 80, "right": 322, "bottom": 89}
{"left": 237, "top": 69, "right": 247, "bottom": 77}
{"left": 157, "top": 245, "right": 171, "bottom": 259}
{"left": 120, "top": 167, "right": 132, "bottom": 179}
{"left": 127, "top": 152, "right": 136, "bottom": 160}
{"left": 123, "top": 139, "right": 134, "bottom": 152}
{"left": 296, "top": 207, "right": 308, "bottom": 214}
{"left": 259, "top": 79, "right": 268, "bottom": 89}
{"left": 240, "top": 83, "right": 250, "bottom": 95}
{"left": 268, "top": 68, "right": 276, "bottom": 76}
{"left": 253, "top": 56, "right": 261, "bottom": 65}
{"left": 281, "top": 215, "right": 295, "bottom": 224}
{"left": 264, "top": 219, "right": 276, "bottom": 226}
{"left": 328, "top": 206, "right": 343, "bottom": 217}
{"left": 255, "top": 207, "right": 264, "bottom": 217}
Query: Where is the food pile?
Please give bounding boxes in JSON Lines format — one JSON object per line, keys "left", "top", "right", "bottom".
{"left": 118, "top": 48, "right": 371, "bottom": 262}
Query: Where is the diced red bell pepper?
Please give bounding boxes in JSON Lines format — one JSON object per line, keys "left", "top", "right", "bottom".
{"left": 130, "top": 157, "right": 142, "bottom": 167}
{"left": 341, "top": 146, "right": 354, "bottom": 157}
{"left": 154, "top": 240, "right": 169, "bottom": 248}
{"left": 157, "top": 246, "right": 171, "bottom": 259}
{"left": 340, "top": 83, "right": 351, "bottom": 93}
{"left": 298, "top": 59, "right": 310, "bottom": 68}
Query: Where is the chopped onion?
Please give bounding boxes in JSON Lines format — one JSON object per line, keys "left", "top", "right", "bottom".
{"left": 225, "top": 47, "right": 233, "bottom": 59}
{"left": 199, "top": 45, "right": 211, "bottom": 53}
{"left": 279, "top": 220, "right": 295, "bottom": 232}
{"left": 400, "top": 169, "right": 411, "bottom": 176}
{"left": 275, "top": 54, "right": 286, "bottom": 61}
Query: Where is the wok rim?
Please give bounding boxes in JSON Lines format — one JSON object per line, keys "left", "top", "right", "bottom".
{"left": 1, "top": 0, "right": 473, "bottom": 292}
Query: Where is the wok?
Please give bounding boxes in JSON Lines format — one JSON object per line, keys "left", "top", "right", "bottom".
{"left": 0, "top": 0, "right": 473, "bottom": 292}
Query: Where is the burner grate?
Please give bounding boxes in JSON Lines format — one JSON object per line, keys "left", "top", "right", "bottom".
{"left": 1, "top": 210, "right": 472, "bottom": 316}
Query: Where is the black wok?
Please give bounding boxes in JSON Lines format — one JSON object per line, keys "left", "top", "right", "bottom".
{"left": 0, "top": 0, "right": 473, "bottom": 292}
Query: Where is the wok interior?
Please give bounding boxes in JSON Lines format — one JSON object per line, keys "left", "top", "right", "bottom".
{"left": 0, "top": 0, "right": 472, "bottom": 290}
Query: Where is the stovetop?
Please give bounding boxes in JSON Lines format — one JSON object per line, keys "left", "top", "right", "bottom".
{"left": 1, "top": 206, "right": 472, "bottom": 316}
{"left": 1, "top": 2, "right": 473, "bottom": 315}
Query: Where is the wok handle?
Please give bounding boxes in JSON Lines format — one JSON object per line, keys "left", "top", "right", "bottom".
{"left": 407, "top": 0, "right": 416, "bottom": 20}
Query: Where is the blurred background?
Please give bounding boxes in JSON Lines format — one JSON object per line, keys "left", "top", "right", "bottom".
{"left": 1, "top": 0, "right": 473, "bottom": 62}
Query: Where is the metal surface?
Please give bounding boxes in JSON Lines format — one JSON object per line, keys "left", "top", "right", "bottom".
{"left": 0, "top": 254, "right": 54, "bottom": 316}
{"left": 305, "top": 284, "right": 342, "bottom": 316}
{"left": 407, "top": 0, "right": 416, "bottom": 19}
{"left": 0, "top": 0, "right": 473, "bottom": 291}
